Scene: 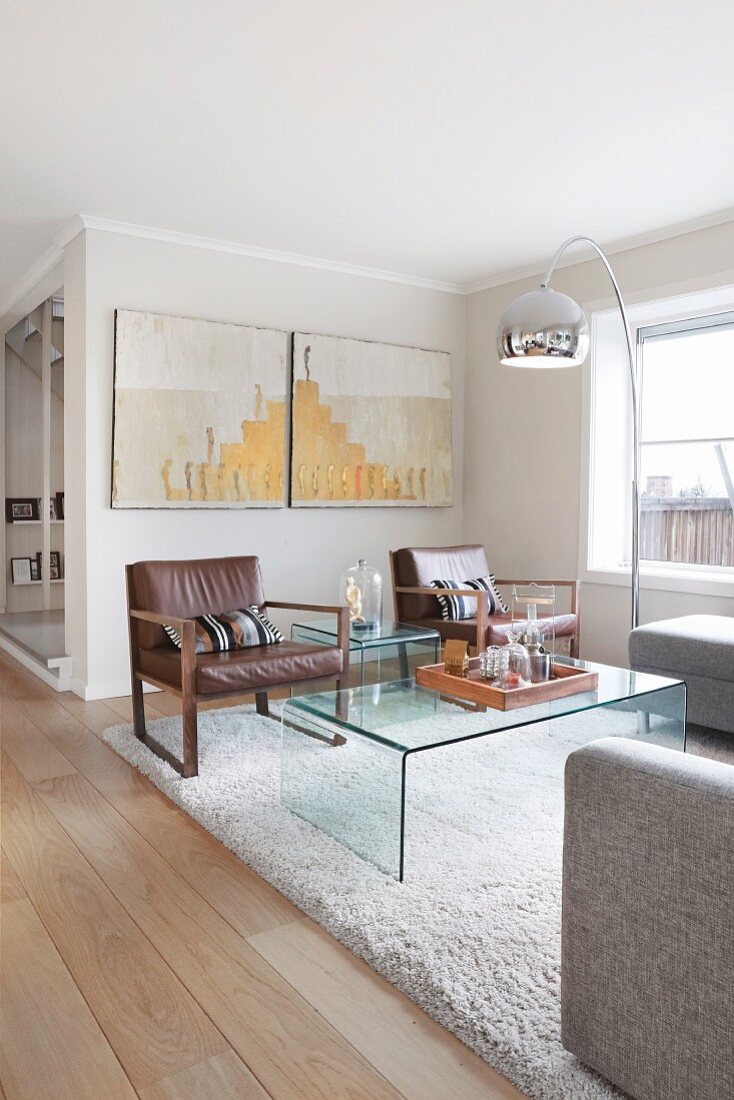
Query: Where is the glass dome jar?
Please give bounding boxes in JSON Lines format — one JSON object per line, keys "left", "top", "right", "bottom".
{"left": 499, "top": 641, "right": 531, "bottom": 689}
{"left": 340, "top": 559, "right": 382, "bottom": 630}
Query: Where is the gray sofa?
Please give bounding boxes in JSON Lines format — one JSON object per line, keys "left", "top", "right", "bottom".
{"left": 629, "top": 614, "right": 734, "bottom": 735}
{"left": 562, "top": 738, "right": 734, "bottom": 1100}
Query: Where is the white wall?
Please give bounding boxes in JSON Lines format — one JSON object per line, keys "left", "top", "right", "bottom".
{"left": 67, "top": 229, "right": 466, "bottom": 698}
{"left": 464, "top": 221, "right": 734, "bottom": 666}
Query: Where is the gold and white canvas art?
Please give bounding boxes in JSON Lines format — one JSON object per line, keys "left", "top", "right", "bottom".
{"left": 290, "top": 333, "right": 452, "bottom": 507}
{"left": 111, "top": 310, "right": 288, "bottom": 508}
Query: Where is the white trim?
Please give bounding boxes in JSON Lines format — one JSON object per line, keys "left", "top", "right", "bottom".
{"left": 579, "top": 270, "right": 734, "bottom": 598}
{"left": 75, "top": 676, "right": 161, "bottom": 701}
{"left": 76, "top": 215, "right": 466, "bottom": 294}
{"left": 582, "top": 566, "right": 734, "bottom": 599}
{"left": 0, "top": 217, "right": 80, "bottom": 329}
{"left": 0, "top": 634, "right": 71, "bottom": 691}
{"left": 5, "top": 211, "right": 733, "bottom": 317}
{"left": 465, "top": 209, "right": 734, "bottom": 294}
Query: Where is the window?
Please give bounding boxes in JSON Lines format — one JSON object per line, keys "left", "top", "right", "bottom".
{"left": 638, "top": 313, "right": 734, "bottom": 569}
{"left": 585, "top": 283, "right": 734, "bottom": 585}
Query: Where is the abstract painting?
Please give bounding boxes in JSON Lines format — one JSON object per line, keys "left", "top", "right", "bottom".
{"left": 290, "top": 333, "right": 452, "bottom": 507}
{"left": 111, "top": 310, "right": 288, "bottom": 508}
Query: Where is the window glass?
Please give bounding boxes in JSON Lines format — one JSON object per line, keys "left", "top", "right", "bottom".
{"left": 639, "top": 315, "right": 734, "bottom": 568}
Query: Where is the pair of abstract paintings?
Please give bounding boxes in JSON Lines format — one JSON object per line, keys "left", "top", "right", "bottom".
{"left": 111, "top": 310, "right": 452, "bottom": 509}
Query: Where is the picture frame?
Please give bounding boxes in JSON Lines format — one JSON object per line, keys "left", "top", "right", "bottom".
{"left": 5, "top": 498, "right": 40, "bottom": 523}
{"left": 11, "top": 557, "right": 32, "bottom": 584}
{"left": 30, "top": 559, "right": 40, "bottom": 581}
{"left": 35, "top": 551, "right": 62, "bottom": 580}
{"left": 37, "top": 497, "right": 58, "bottom": 520}
{"left": 55, "top": 491, "right": 64, "bottom": 521}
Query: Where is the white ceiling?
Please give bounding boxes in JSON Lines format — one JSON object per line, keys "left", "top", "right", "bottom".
{"left": 2, "top": 0, "right": 733, "bottom": 303}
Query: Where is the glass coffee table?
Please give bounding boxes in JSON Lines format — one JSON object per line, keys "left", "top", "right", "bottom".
{"left": 281, "top": 657, "right": 686, "bottom": 880}
{"left": 291, "top": 618, "right": 440, "bottom": 687}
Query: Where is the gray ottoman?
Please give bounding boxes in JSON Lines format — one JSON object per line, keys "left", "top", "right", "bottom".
{"left": 629, "top": 615, "right": 734, "bottom": 735}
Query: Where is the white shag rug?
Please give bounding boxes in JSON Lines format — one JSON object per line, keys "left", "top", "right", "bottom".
{"left": 103, "top": 701, "right": 637, "bottom": 1100}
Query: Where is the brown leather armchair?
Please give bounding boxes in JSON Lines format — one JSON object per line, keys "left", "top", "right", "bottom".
{"left": 390, "top": 544, "right": 579, "bottom": 657}
{"left": 126, "top": 555, "right": 349, "bottom": 778}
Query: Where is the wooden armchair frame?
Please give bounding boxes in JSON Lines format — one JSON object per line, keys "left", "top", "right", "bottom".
{"left": 126, "top": 564, "right": 350, "bottom": 778}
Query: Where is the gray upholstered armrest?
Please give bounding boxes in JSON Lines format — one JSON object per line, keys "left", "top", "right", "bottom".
{"left": 562, "top": 738, "right": 734, "bottom": 1100}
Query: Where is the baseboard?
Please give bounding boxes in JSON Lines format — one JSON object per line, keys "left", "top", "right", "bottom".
{"left": 73, "top": 678, "right": 162, "bottom": 701}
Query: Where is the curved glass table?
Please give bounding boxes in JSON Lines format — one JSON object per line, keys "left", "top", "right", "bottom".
{"left": 291, "top": 618, "right": 440, "bottom": 687}
{"left": 281, "top": 657, "right": 686, "bottom": 880}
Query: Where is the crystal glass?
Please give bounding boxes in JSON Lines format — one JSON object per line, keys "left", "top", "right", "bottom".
{"left": 340, "top": 559, "right": 383, "bottom": 630}
{"left": 479, "top": 645, "right": 503, "bottom": 681}
{"left": 499, "top": 641, "right": 531, "bottom": 688}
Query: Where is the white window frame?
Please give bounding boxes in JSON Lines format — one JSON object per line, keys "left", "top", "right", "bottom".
{"left": 580, "top": 270, "right": 734, "bottom": 598}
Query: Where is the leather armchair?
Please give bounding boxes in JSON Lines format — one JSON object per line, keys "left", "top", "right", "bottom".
{"left": 390, "top": 544, "right": 579, "bottom": 657}
{"left": 126, "top": 556, "right": 349, "bottom": 777}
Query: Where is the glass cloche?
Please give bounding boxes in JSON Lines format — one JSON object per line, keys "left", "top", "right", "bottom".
{"left": 340, "top": 559, "right": 383, "bottom": 630}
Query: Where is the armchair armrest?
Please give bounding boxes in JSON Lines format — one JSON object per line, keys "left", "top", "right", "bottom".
{"left": 265, "top": 600, "right": 350, "bottom": 671}
{"left": 127, "top": 608, "right": 196, "bottom": 691}
{"left": 129, "top": 608, "right": 190, "bottom": 631}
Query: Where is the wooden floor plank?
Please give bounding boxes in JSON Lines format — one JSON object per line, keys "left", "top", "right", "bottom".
{"left": 0, "top": 898, "right": 136, "bottom": 1100}
{"left": 0, "top": 649, "right": 528, "bottom": 1100}
{"left": 138, "top": 1050, "right": 268, "bottom": 1100}
{"left": 14, "top": 686, "right": 300, "bottom": 939}
{"left": 0, "top": 752, "right": 228, "bottom": 1091}
{"left": 249, "top": 918, "right": 525, "bottom": 1100}
{"left": 1, "top": 850, "right": 26, "bottom": 904}
{"left": 36, "top": 770, "right": 400, "bottom": 1100}
{"left": 0, "top": 697, "right": 78, "bottom": 783}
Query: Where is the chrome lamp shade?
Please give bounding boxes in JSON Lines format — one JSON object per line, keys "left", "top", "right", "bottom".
{"left": 497, "top": 287, "right": 589, "bottom": 367}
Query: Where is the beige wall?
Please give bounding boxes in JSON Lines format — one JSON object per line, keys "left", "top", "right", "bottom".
{"left": 464, "top": 221, "right": 734, "bottom": 666}
{"left": 65, "top": 229, "right": 466, "bottom": 697}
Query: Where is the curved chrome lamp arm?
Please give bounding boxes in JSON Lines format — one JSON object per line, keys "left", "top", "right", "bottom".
{"left": 543, "top": 236, "right": 641, "bottom": 629}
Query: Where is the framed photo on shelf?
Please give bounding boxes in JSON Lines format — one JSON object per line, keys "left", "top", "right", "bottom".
{"left": 11, "top": 557, "right": 32, "bottom": 584}
{"left": 37, "top": 497, "right": 58, "bottom": 520}
{"left": 5, "top": 498, "right": 40, "bottom": 523}
{"left": 34, "top": 551, "right": 62, "bottom": 580}
{"left": 30, "top": 559, "right": 40, "bottom": 581}
{"left": 55, "top": 491, "right": 64, "bottom": 520}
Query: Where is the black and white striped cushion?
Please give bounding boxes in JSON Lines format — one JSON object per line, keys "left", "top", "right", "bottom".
{"left": 164, "top": 605, "right": 283, "bottom": 654}
{"left": 430, "top": 575, "right": 508, "bottom": 621}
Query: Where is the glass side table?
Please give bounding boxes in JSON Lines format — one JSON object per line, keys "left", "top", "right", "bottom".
{"left": 291, "top": 618, "right": 440, "bottom": 687}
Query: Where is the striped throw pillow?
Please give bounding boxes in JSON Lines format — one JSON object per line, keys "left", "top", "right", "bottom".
{"left": 164, "top": 606, "right": 284, "bottom": 654}
{"left": 430, "top": 575, "right": 509, "bottom": 621}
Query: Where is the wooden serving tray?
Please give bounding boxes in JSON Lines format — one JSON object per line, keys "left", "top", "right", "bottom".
{"left": 416, "top": 657, "right": 599, "bottom": 711}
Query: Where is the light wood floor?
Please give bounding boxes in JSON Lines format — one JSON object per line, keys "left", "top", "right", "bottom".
{"left": 0, "top": 650, "right": 525, "bottom": 1100}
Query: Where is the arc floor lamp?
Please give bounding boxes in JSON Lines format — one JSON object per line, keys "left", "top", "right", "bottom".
{"left": 497, "top": 236, "right": 641, "bottom": 629}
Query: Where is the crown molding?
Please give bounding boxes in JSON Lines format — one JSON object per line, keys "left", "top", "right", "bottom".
{"left": 464, "top": 206, "right": 734, "bottom": 295}
{"left": 3, "top": 207, "right": 733, "bottom": 324}
{"left": 76, "top": 215, "right": 466, "bottom": 294}
{"left": 0, "top": 217, "right": 82, "bottom": 328}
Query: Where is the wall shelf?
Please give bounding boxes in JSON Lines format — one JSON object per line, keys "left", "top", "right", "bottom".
{"left": 12, "top": 579, "right": 64, "bottom": 587}
{"left": 7, "top": 520, "right": 64, "bottom": 526}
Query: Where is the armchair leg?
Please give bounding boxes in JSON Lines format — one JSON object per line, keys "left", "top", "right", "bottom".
{"left": 182, "top": 695, "right": 199, "bottom": 778}
{"left": 255, "top": 691, "right": 270, "bottom": 717}
{"left": 131, "top": 676, "right": 146, "bottom": 741}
